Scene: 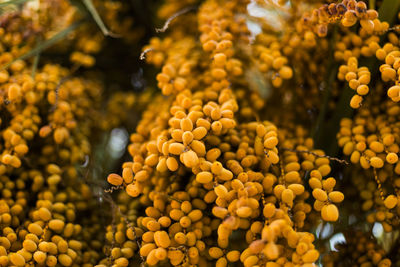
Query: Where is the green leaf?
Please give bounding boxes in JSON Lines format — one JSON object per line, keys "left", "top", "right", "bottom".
{"left": 82, "top": 0, "right": 117, "bottom": 37}
{"left": 1, "top": 20, "right": 83, "bottom": 70}
{"left": 31, "top": 51, "right": 39, "bottom": 77}
{"left": 0, "top": 0, "right": 30, "bottom": 8}
{"left": 369, "top": 0, "right": 375, "bottom": 10}
{"left": 69, "top": 0, "right": 89, "bottom": 16}
{"left": 378, "top": 0, "right": 400, "bottom": 25}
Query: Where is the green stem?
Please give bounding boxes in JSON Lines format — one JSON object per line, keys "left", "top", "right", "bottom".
{"left": 82, "top": 0, "right": 117, "bottom": 37}
{"left": 31, "top": 52, "right": 39, "bottom": 77}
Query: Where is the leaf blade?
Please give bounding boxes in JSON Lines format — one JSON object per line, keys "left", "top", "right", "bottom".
{"left": 82, "top": 0, "right": 114, "bottom": 37}
{"left": 378, "top": 0, "right": 400, "bottom": 25}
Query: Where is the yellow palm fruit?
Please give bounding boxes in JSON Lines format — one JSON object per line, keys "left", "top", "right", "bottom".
{"left": 328, "top": 191, "right": 344, "bottom": 203}
{"left": 126, "top": 183, "right": 140, "bottom": 197}
{"left": 155, "top": 247, "right": 167, "bottom": 261}
{"left": 384, "top": 195, "right": 398, "bottom": 209}
{"left": 168, "top": 249, "right": 184, "bottom": 265}
{"left": 321, "top": 204, "right": 339, "bottom": 222}
{"left": 182, "top": 131, "right": 193, "bottom": 145}
{"left": 236, "top": 206, "right": 252, "bottom": 218}
{"left": 376, "top": 49, "right": 387, "bottom": 60}
{"left": 8, "top": 84, "right": 21, "bottom": 101}
{"left": 279, "top": 66, "right": 293, "bottom": 79}
{"left": 58, "top": 254, "right": 72, "bottom": 266}
{"left": 226, "top": 250, "right": 240, "bottom": 262}
{"left": 49, "top": 219, "right": 65, "bottom": 232}
{"left": 378, "top": 259, "right": 392, "bottom": 267}
{"left": 216, "top": 257, "right": 228, "bottom": 267}
{"left": 370, "top": 141, "right": 384, "bottom": 153}
{"left": 140, "top": 243, "right": 156, "bottom": 257}
{"left": 387, "top": 85, "right": 400, "bottom": 100}
{"left": 154, "top": 231, "right": 171, "bottom": 248}
{"left": 309, "top": 178, "right": 322, "bottom": 189}
{"left": 266, "top": 150, "right": 279, "bottom": 164}
{"left": 191, "top": 140, "right": 206, "bottom": 156}
{"left": 23, "top": 239, "right": 37, "bottom": 252}
{"left": 122, "top": 167, "right": 134, "bottom": 183}
{"left": 263, "top": 242, "right": 279, "bottom": 260}
{"left": 273, "top": 184, "right": 285, "bottom": 199}
{"left": 386, "top": 153, "right": 398, "bottom": 164}
{"left": 38, "top": 207, "right": 52, "bottom": 221}
{"left": 38, "top": 241, "right": 49, "bottom": 252}
{"left": 212, "top": 206, "right": 228, "bottom": 219}
{"left": 214, "top": 53, "right": 227, "bottom": 67}
{"left": 181, "top": 150, "right": 199, "bottom": 167}
{"left": 174, "top": 232, "right": 187, "bottom": 245}
{"left": 350, "top": 94, "right": 363, "bottom": 108}
{"left": 9, "top": 253, "right": 25, "bottom": 266}
{"left": 179, "top": 216, "right": 191, "bottom": 228}
{"left": 180, "top": 118, "right": 193, "bottom": 132}
{"left": 249, "top": 239, "right": 264, "bottom": 254}
{"left": 209, "top": 247, "right": 223, "bottom": 259}
{"left": 166, "top": 156, "right": 178, "bottom": 171}
{"left": 33, "top": 251, "right": 46, "bottom": 264}
{"left": 296, "top": 242, "right": 308, "bottom": 255}
{"left": 312, "top": 188, "right": 328, "bottom": 202}
{"left": 107, "top": 173, "right": 123, "bottom": 186}
{"left": 381, "top": 67, "right": 396, "bottom": 81}
{"left": 282, "top": 188, "right": 294, "bottom": 206}
{"left": 169, "top": 143, "right": 185, "bottom": 155}
{"left": 28, "top": 223, "right": 43, "bottom": 236}
{"left": 244, "top": 255, "right": 259, "bottom": 267}
{"left": 146, "top": 249, "right": 159, "bottom": 266}
{"left": 264, "top": 136, "right": 278, "bottom": 149}
{"left": 115, "top": 257, "right": 129, "bottom": 267}
{"left": 322, "top": 177, "right": 336, "bottom": 191}
{"left": 370, "top": 157, "right": 384, "bottom": 168}
{"left": 356, "top": 85, "right": 369, "bottom": 95}
{"left": 188, "top": 246, "right": 199, "bottom": 259}
{"left": 288, "top": 184, "right": 304, "bottom": 195}
{"left": 214, "top": 184, "right": 228, "bottom": 199}
{"left": 302, "top": 249, "right": 319, "bottom": 263}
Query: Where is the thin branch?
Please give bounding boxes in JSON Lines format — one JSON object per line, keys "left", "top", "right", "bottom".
{"left": 49, "top": 64, "right": 80, "bottom": 112}
{"left": 49, "top": 76, "right": 71, "bottom": 112}
{"left": 280, "top": 147, "right": 349, "bottom": 165}
{"left": 139, "top": 48, "right": 153, "bottom": 60}
{"left": 155, "top": 6, "right": 197, "bottom": 33}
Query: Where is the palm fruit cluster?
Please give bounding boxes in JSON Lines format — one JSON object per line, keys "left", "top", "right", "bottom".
{"left": 0, "top": 0, "right": 399, "bottom": 266}
{"left": 0, "top": 0, "right": 143, "bottom": 266}
{"left": 105, "top": 0, "right": 400, "bottom": 266}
